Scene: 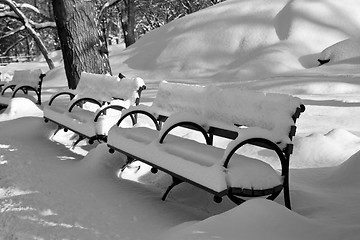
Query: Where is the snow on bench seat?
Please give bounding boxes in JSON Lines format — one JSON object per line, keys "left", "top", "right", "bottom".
{"left": 108, "top": 126, "right": 282, "bottom": 194}
{"left": 107, "top": 81, "right": 304, "bottom": 209}
{"left": 43, "top": 72, "right": 145, "bottom": 145}
{"left": 0, "top": 69, "right": 45, "bottom": 107}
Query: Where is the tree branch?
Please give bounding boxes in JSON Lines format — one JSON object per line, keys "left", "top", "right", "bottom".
{"left": 0, "top": 9, "right": 56, "bottom": 29}
{"left": 0, "top": 10, "right": 18, "bottom": 18}
{"left": 1, "top": 2, "right": 50, "bottom": 18}
{"left": 0, "top": 0, "right": 54, "bottom": 69}
{"left": 98, "top": 0, "right": 122, "bottom": 24}
{"left": 0, "top": 25, "right": 25, "bottom": 39}
{"left": 2, "top": 35, "right": 26, "bottom": 55}
{"left": 29, "top": 19, "right": 56, "bottom": 29}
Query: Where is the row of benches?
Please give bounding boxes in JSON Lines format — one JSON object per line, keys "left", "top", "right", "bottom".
{"left": 0, "top": 70, "right": 146, "bottom": 146}
{"left": 0, "top": 71, "right": 305, "bottom": 209}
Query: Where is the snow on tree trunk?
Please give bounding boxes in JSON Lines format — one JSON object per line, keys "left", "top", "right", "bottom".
{"left": 52, "top": 0, "right": 112, "bottom": 89}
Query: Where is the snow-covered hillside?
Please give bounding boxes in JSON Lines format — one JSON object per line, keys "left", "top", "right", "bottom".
{"left": 1, "top": 0, "right": 360, "bottom": 239}
{"left": 111, "top": 0, "right": 360, "bottom": 81}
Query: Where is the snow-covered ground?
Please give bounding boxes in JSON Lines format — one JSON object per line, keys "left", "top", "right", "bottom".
{"left": 1, "top": 0, "right": 360, "bottom": 239}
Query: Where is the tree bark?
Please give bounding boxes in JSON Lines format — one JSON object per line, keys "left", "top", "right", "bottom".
{"left": 52, "top": 0, "right": 112, "bottom": 89}
{"left": 121, "top": 0, "right": 136, "bottom": 47}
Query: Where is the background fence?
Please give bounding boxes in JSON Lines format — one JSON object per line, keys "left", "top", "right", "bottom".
{"left": 0, "top": 55, "right": 36, "bottom": 66}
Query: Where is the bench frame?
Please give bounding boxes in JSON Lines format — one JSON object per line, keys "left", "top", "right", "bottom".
{"left": 108, "top": 93, "right": 305, "bottom": 209}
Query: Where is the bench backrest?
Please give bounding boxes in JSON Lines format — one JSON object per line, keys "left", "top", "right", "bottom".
{"left": 6, "top": 69, "right": 43, "bottom": 88}
{"left": 27, "top": 69, "right": 44, "bottom": 89}
{"left": 10, "top": 70, "right": 30, "bottom": 85}
{"left": 75, "top": 72, "right": 145, "bottom": 105}
{"left": 151, "top": 81, "right": 304, "bottom": 144}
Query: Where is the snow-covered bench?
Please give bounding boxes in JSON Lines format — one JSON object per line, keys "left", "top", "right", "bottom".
{"left": 0, "top": 69, "right": 45, "bottom": 109}
{"left": 43, "top": 72, "right": 146, "bottom": 146}
{"left": 107, "top": 81, "right": 305, "bottom": 209}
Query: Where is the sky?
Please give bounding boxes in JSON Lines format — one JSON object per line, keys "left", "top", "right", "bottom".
{"left": 0, "top": 0, "right": 360, "bottom": 239}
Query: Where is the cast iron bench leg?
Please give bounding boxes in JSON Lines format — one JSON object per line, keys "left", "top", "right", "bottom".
{"left": 162, "top": 177, "right": 183, "bottom": 201}
{"left": 120, "top": 157, "right": 135, "bottom": 172}
{"left": 52, "top": 125, "right": 64, "bottom": 137}
{"left": 72, "top": 136, "right": 85, "bottom": 148}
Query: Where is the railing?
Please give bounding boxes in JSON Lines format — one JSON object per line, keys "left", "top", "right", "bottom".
{"left": 0, "top": 56, "right": 36, "bottom": 66}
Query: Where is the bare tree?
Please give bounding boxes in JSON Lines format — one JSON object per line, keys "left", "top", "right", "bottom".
{"left": 97, "top": 0, "right": 121, "bottom": 48}
{"left": 98, "top": 0, "right": 135, "bottom": 47}
{"left": 136, "top": 0, "right": 226, "bottom": 37}
{"left": 0, "top": 0, "right": 55, "bottom": 69}
{"left": 120, "top": 0, "right": 135, "bottom": 47}
{"left": 97, "top": 0, "right": 226, "bottom": 48}
{"left": 52, "top": 0, "right": 112, "bottom": 89}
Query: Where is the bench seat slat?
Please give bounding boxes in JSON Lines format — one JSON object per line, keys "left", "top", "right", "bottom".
{"left": 108, "top": 126, "right": 282, "bottom": 193}
{"left": 44, "top": 103, "right": 124, "bottom": 139}
{"left": 44, "top": 107, "right": 97, "bottom": 137}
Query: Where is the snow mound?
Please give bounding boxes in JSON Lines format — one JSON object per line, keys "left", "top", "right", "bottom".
{"left": 319, "top": 38, "right": 360, "bottom": 64}
{"left": 0, "top": 98, "right": 43, "bottom": 121}
{"left": 42, "top": 65, "right": 67, "bottom": 87}
{"left": 34, "top": 50, "right": 63, "bottom": 64}
{"left": 117, "top": 0, "right": 360, "bottom": 81}
{"left": 291, "top": 129, "right": 360, "bottom": 168}
{"left": 0, "top": 116, "right": 55, "bottom": 143}
{"left": 325, "top": 150, "right": 360, "bottom": 186}
{"left": 81, "top": 143, "right": 127, "bottom": 171}
{"left": 159, "top": 198, "right": 345, "bottom": 240}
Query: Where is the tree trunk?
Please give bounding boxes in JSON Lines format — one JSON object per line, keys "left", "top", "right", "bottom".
{"left": 52, "top": 0, "right": 112, "bottom": 89}
{"left": 121, "top": 0, "right": 136, "bottom": 47}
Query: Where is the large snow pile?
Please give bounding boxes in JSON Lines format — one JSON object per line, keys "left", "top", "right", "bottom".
{"left": 159, "top": 198, "right": 351, "bottom": 240}
{"left": 319, "top": 38, "right": 360, "bottom": 64}
{"left": 113, "top": 0, "right": 360, "bottom": 81}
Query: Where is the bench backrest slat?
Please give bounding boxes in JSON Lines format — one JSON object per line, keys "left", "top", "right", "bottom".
{"left": 150, "top": 81, "right": 303, "bottom": 144}
{"left": 12, "top": 70, "right": 31, "bottom": 85}
{"left": 75, "top": 72, "right": 145, "bottom": 105}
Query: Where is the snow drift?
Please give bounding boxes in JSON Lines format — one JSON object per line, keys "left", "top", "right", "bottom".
{"left": 1, "top": 0, "right": 360, "bottom": 239}
{"left": 114, "top": 0, "right": 360, "bottom": 81}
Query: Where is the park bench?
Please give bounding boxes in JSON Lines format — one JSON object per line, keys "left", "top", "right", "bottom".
{"left": 0, "top": 69, "right": 45, "bottom": 109}
{"left": 43, "top": 72, "right": 146, "bottom": 146}
{"left": 107, "top": 81, "right": 305, "bottom": 209}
